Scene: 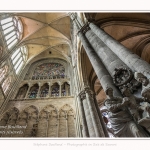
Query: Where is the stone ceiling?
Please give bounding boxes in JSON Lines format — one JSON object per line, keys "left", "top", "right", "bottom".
{"left": 13, "top": 12, "right": 71, "bottom": 64}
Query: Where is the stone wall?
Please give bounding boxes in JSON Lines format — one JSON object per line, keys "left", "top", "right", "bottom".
{"left": 0, "top": 97, "right": 76, "bottom": 138}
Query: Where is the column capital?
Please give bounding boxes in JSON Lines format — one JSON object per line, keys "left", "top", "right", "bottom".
{"left": 78, "top": 90, "right": 86, "bottom": 101}
{"left": 27, "top": 83, "right": 32, "bottom": 87}
{"left": 84, "top": 86, "right": 94, "bottom": 94}
{"left": 58, "top": 81, "right": 62, "bottom": 85}
{"left": 38, "top": 82, "right": 43, "bottom": 87}
{"left": 78, "top": 22, "right": 90, "bottom": 35}
{"left": 47, "top": 82, "right": 51, "bottom": 85}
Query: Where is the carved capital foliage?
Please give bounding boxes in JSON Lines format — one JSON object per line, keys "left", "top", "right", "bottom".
{"left": 113, "top": 67, "right": 133, "bottom": 86}
{"left": 79, "top": 90, "right": 86, "bottom": 101}
{"left": 79, "top": 87, "right": 95, "bottom": 101}
{"left": 84, "top": 87, "right": 94, "bottom": 98}
{"left": 79, "top": 23, "right": 90, "bottom": 34}
{"left": 113, "top": 67, "right": 141, "bottom": 93}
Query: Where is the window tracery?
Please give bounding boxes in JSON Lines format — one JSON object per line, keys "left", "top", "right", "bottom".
{"left": 11, "top": 46, "right": 27, "bottom": 74}
{"left": 32, "top": 63, "right": 65, "bottom": 79}
{"left": 51, "top": 83, "right": 59, "bottom": 97}
{"left": 0, "top": 16, "right": 23, "bottom": 50}
{"left": 28, "top": 84, "right": 39, "bottom": 99}
{"left": 15, "top": 84, "right": 28, "bottom": 99}
{"left": 61, "top": 82, "right": 70, "bottom": 96}
{"left": 40, "top": 83, "right": 49, "bottom": 98}
{"left": 0, "top": 65, "right": 8, "bottom": 83}
{"left": 2, "top": 76, "right": 11, "bottom": 93}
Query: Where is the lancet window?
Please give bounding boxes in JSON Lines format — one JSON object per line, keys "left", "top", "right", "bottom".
{"left": 2, "top": 76, "right": 11, "bottom": 93}
{"left": 0, "top": 65, "right": 8, "bottom": 83}
{"left": 51, "top": 83, "right": 59, "bottom": 97}
{"left": 40, "top": 83, "right": 49, "bottom": 98}
{"left": 28, "top": 84, "right": 39, "bottom": 99}
{"left": 11, "top": 46, "right": 27, "bottom": 74}
{"left": 0, "top": 16, "right": 23, "bottom": 50}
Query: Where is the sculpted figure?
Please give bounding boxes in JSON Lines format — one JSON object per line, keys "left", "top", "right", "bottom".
{"left": 134, "top": 72, "right": 150, "bottom": 99}
{"left": 104, "top": 87, "right": 149, "bottom": 137}
{"left": 121, "top": 87, "right": 144, "bottom": 122}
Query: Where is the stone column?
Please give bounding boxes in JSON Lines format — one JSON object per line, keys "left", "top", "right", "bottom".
{"left": 46, "top": 113, "right": 50, "bottom": 137}
{"left": 75, "top": 20, "right": 121, "bottom": 96}
{"left": 48, "top": 82, "right": 51, "bottom": 97}
{"left": 37, "top": 83, "right": 42, "bottom": 98}
{"left": 57, "top": 115, "right": 59, "bottom": 137}
{"left": 75, "top": 95, "right": 83, "bottom": 137}
{"left": 66, "top": 113, "right": 68, "bottom": 137}
{"left": 78, "top": 93, "right": 89, "bottom": 137}
{"left": 66, "top": 85, "right": 69, "bottom": 96}
{"left": 89, "top": 22, "right": 150, "bottom": 77}
{"left": 82, "top": 95, "right": 96, "bottom": 137}
{"left": 83, "top": 25, "right": 130, "bottom": 77}
{"left": 59, "top": 82, "right": 62, "bottom": 97}
{"left": 85, "top": 88, "right": 105, "bottom": 137}
{"left": 25, "top": 84, "right": 31, "bottom": 99}
{"left": 93, "top": 96, "right": 109, "bottom": 137}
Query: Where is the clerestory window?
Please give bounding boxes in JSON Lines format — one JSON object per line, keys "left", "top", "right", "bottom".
{"left": 0, "top": 65, "right": 8, "bottom": 83}
{"left": 11, "top": 46, "right": 27, "bottom": 74}
{"left": 2, "top": 76, "right": 11, "bottom": 94}
{"left": 0, "top": 16, "right": 22, "bottom": 50}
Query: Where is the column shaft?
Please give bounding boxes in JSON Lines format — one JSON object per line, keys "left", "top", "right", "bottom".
{"left": 83, "top": 98, "right": 96, "bottom": 137}
{"left": 59, "top": 84, "right": 61, "bottom": 97}
{"left": 78, "top": 30, "right": 121, "bottom": 96}
{"left": 48, "top": 83, "right": 51, "bottom": 97}
{"left": 93, "top": 97, "right": 109, "bottom": 137}
{"left": 25, "top": 86, "right": 31, "bottom": 98}
{"left": 85, "top": 29, "right": 130, "bottom": 76}
{"left": 78, "top": 96, "right": 89, "bottom": 137}
{"left": 37, "top": 85, "right": 41, "bottom": 98}
{"left": 85, "top": 90, "right": 105, "bottom": 137}
{"left": 89, "top": 23, "right": 150, "bottom": 77}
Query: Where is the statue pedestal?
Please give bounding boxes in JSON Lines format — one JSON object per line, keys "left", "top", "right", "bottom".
{"left": 138, "top": 117, "right": 150, "bottom": 132}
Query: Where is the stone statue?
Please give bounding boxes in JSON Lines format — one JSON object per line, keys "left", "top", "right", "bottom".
{"left": 134, "top": 72, "right": 150, "bottom": 132}
{"left": 121, "top": 86, "right": 144, "bottom": 122}
{"left": 134, "top": 72, "right": 150, "bottom": 100}
{"left": 104, "top": 87, "right": 149, "bottom": 137}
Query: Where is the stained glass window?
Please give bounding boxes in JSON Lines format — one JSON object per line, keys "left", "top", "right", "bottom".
{"left": 16, "top": 84, "right": 28, "bottom": 99}
{"left": 28, "top": 84, "right": 39, "bottom": 99}
{"left": 11, "top": 46, "right": 27, "bottom": 74}
{"left": 2, "top": 76, "right": 11, "bottom": 93}
{"left": 0, "top": 65, "right": 8, "bottom": 83}
{"left": 61, "top": 82, "right": 70, "bottom": 96}
{"left": 0, "top": 16, "right": 23, "bottom": 50}
{"left": 40, "top": 83, "right": 49, "bottom": 97}
{"left": 51, "top": 83, "right": 59, "bottom": 97}
{"left": 32, "top": 63, "right": 65, "bottom": 79}
{"left": 40, "top": 88, "right": 49, "bottom": 97}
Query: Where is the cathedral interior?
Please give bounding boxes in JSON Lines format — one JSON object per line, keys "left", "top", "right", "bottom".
{"left": 1, "top": 12, "right": 150, "bottom": 138}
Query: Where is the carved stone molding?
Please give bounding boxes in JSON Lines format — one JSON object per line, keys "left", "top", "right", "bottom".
{"left": 84, "top": 87, "right": 94, "bottom": 99}
{"left": 79, "top": 91, "right": 86, "bottom": 101}
{"left": 79, "top": 23, "right": 90, "bottom": 34}
{"left": 113, "top": 67, "right": 133, "bottom": 86}
{"left": 113, "top": 67, "right": 141, "bottom": 93}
